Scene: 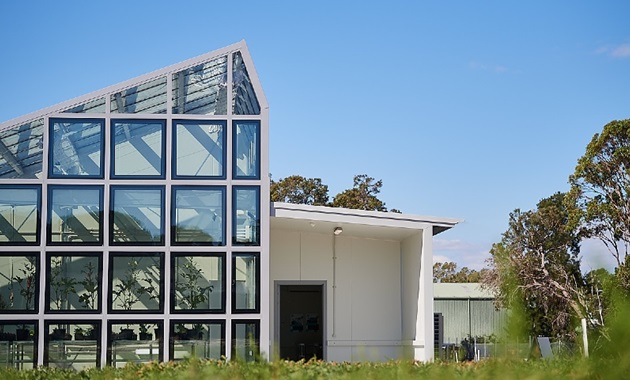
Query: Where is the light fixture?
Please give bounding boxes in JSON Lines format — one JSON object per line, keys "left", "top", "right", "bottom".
{"left": 334, "top": 227, "right": 343, "bottom": 235}
{"left": 310, "top": 222, "right": 316, "bottom": 228}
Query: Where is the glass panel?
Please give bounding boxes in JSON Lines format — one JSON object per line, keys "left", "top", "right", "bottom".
{"left": 0, "top": 255, "right": 38, "bottom": 312}
{"left": 233, "top": 187, "right": 260, "bottom": 246}
{"left": 0, "top": 186, "right": 40, "bottom": 244}
{"left": 0, "top": 322, "right": 37, "bottom": 369}
{"left": 232, "top": 320, "right": 259, "bottom": 361}
{"left": 110, "top": 77, "right": 167, "bottom": 114}
{"left": 46, "top": 322, "right": 99, "bottom": 370}
{"left": 109, "top": 322, "right": 162, "bottom": 367}
{"left": 112, "top": 120, "right": 165, "bottom": 178}
{"left": 173, "top": 187, "right": 224, "bottom": 245}
{"left": 63, "top": 98, "right": 106, "bottom": 113}
{"left": 171, "top": 321, "right": 224, "bottom": 360}
{"left": 232, "top": 253, "right": 259, "bottom": 312}
{"left": 172, "top": 56, "right": 228, "bottom": 115}
{"left": 111, "top": 187, "right": 164, "bottom": 245}
{"left": 233, "top": 121, "right": 259, "bottom": 179}
{"left": 49, "top": 119, "right": 104, "bottom": 178}
{"left": 47, "top": 255, "right": 100, "bottom": 312}
{"left": 174, "top": 121, "right": 225, "bottom": 178}
{"left": 232, "top": 51, "right": 261, "bottom": 115}
{"left": 110, "top": 254, "right": 162, "bottom": 311}
{"left": 48, "top": 186, "right": 102, "bottom": 244}
{"left": 0, "top": 119, "right": 44, "bottom": 179}
{"left": 173, "top": 255, "right": 223, "bottom": 311}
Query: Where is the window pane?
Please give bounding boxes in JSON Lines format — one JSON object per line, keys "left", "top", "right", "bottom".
{"left": 46, "top": 322, "right": 100, "bottom": 370}
{"left": 0, "top": 119, "right": 44, "bottom": 179}
{"left": 63, "top": 98, "right": 106, "bottom": 113}
{"left": 172, "top": 56, "right": 228, "bottom": 115}
{"left": 111, "top": 187, "right": 164, "bottom": 245}
{"left": 0, "top": 322, "right": 37, "bottom": 369}
{"left": 233, "top": 121, "right": 260, "bottom": 178}
{"left": 171, "top": 321, "right": 224, "bottom": 360}
{"left": 110, "top": 77, "right": 167, "bottom": 114}
{"left": 49, "top": 119, "right": 103, "bottom": 178}
{"left": 0, "top": 186, "right": 40, "bottom": 244}
{"left": 232, "top": 51, "right": 261, "bottom": 115}
{"left": 47, "top": 255, "right": 100, "bottom": 312}
{"left": 232, "top": 253, "right": 259, "bottom": 312}
{"left": 174, "top": 121, "right": 225, "bottom": 178}
{"left": 48, "top": 186, "right": 102, "bottom": 244}
{"left": 173, "top": 255, "right": 223, "bottom": 311}
{"left": 232, "top": 320, "right": 259, "bottom": 361}
{"left": 233, "top": 187, "right": 260, "bottom": 246}
{"left": 0, "top": 255, "right": 38, "bottom": 312}
{"left": 173, "top": 187, "right": 224, "bottom": 245}
{"left": 109, "top": 322, "right": 163, "bottom": 367}
{"left": 112, "top": 120, "right": 165, "bottom": 178}
{"left": 110, "top": 254, "right": 162, "bottom": 312}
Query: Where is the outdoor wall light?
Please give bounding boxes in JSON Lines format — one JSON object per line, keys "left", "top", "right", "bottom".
{"left": 334, "top": 227, "right": 343, "bottom": 235}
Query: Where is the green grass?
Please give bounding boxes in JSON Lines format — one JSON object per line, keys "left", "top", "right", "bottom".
{"left": 0, "top": 357, "right": 623, "bottom": 380}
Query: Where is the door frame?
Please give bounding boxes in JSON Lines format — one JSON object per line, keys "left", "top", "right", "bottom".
{"left": 274, "top": 280, "right": 327, "bottom": 360}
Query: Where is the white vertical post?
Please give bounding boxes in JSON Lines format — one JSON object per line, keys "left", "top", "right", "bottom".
{"left": 581, "top": 318, "right": 589, "bottom": 358}
{"left": 414, "top": 227, "right": 434, "bottom": 361}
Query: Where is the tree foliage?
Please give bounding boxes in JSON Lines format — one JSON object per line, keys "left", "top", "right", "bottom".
{"left": 433, "top": 261, "right": 488, "bottom": 283}
{"left": 332, "top": 174, "right": 387, "bottom": 211}
{"left": 270, "top": 175, "right": 330, "bottom": 206}
{"left": 568, "top": 119, "right": 630, "bottom": 291}
{"left": 482, "top": 192, "right": 598, "bottom": 340}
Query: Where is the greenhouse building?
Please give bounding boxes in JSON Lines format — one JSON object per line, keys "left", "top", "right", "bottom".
{"left": 0, "top": 41, "right": 459, "bottom": 369}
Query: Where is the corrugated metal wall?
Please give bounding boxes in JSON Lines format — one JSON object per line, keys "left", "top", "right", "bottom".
{"left": 435, "top": 299, "right": 507, "bottom": 343}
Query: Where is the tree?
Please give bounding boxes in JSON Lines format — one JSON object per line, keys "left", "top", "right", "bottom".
{"left": 482, "top": 192, "right": 596, "bottom": 340}
{"left": 332, "top": 174, "right": 387, "bottom": 211}
{"left": 568, "top": 119, "right": 630, "bottom": 291}
{"left": 270, "top": 175, "right": 330, "bottom": 206}
{"left": 433, "top": 261, "right": 488, "bottom": 283}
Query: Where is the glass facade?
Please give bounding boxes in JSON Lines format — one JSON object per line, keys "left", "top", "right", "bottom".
{"left": 0, "top": 44, "right": 266, "bottom": 367}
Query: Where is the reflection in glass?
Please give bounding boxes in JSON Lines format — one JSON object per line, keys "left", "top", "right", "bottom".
{"left": 174, "top": 121, "right": 225, "bottom": 178}
{"left": 170, "top": 322, "right": 224, "bottom": 360}
{"left": 232, "top": 51, "right": 261, "bottom": 115}
{"left": 110, "top": 254, "right": 162, "bottom": 312}
{"left": 0, "top": 322, "right": 37, "bottom": 369}
{"left": 46, "top": 322, "right": 99, "bottom": 370}
{"left": 0, "top": 186, "right": 40, "bottom": 244}
{"left": 172, "top": 56, "right": 228, "bottom": 115}
{"left": 233, "top": 121, "right": 259, "bottom": 178}
{"left": 109, "top": 322, "right": 162, "bottom": 367}
{"left": 0, "top": 119, "right": 44, "bottom": 179}
{"left": 233, "top": 187, "right": 259, "bottom": 245}
{"left": 49, "top": 119, "right": 104, "bottom": 178}
{"left": 173, "top": 187, "right": 224, "bottom": 245}
{"left": 112, "top": 121, "right": 165, "bottom": 178}
{"left": 232, "top": 320, "right": 259, "bottom": 362}
{"left": 0, "top": 255, "right": 38, "bottom": 312}
{"left": 232, "top": 253, "right": 259, "bottom": 312}
{"left": 47, "top": 255, "right": 100, "bottom": 312}
{"left": 111, "top": 187, "right": 164, "bottom": 245}
{"left": 48, "top": 186, "right": 102, "bottom": 244}
{"left": 110, "top": 77, "right": 167, "bottom": 114}
{"left": 173, "top": 255, "right": 223, "bottom": 311}
{"left": 63, "top": 98, "right": 106, "bottom": 113}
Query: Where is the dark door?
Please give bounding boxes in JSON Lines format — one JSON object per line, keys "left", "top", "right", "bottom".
{"left": 278, "top": 284, "right": 323, "bottom": 361}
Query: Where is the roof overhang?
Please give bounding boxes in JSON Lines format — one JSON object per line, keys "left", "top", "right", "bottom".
{"left": 270, "top": 202, "right": 461, "bottom": 241}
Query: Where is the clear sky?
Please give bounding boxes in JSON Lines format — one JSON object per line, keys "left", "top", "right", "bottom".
{"left": 1, "top": 1, "right": 628, "bottom": 272}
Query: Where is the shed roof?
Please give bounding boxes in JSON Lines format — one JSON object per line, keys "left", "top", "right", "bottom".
{"left": 433, "top": 283, "right": 493, "bottom": 299}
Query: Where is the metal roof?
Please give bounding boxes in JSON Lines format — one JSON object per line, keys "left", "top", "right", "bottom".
{"left": 433, "top": 283, "right": 493, "bottom": 299}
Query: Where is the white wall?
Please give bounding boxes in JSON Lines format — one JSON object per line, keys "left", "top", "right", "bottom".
{"left": 270, "top": 228, "right": 406, "bottom": 361}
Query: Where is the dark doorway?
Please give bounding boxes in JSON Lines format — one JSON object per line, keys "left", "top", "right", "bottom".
{"left": 278, "top": 284, "right": 324, "bottom": 361}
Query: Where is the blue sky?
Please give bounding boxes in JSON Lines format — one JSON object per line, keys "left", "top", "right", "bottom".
{"left": 1, "top": 1, "right": 628, "bottom": 271}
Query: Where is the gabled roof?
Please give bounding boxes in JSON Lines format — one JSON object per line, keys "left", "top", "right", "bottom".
{"left": 271, "top": 202, "right": 461, "bottom": 239}
{"left": 0, "top": 40, "right": 266, "bottom": 180}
